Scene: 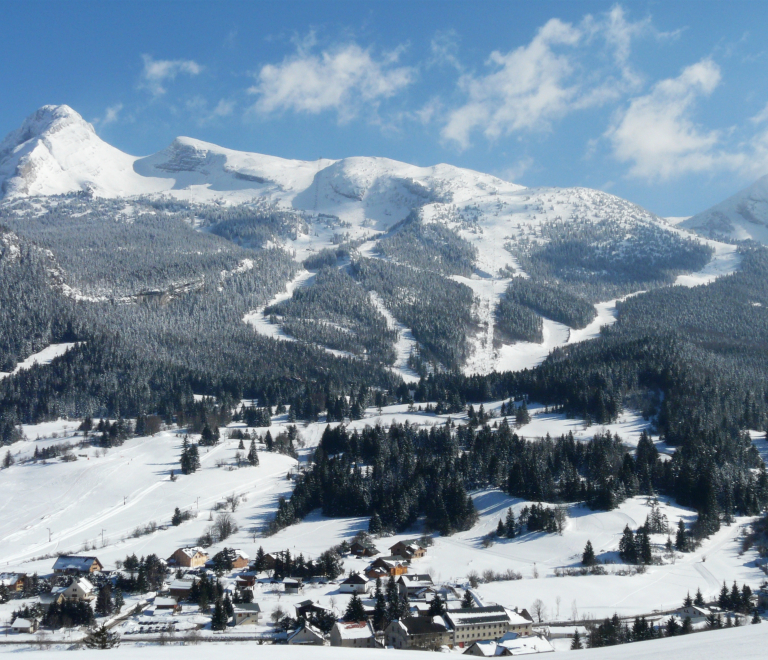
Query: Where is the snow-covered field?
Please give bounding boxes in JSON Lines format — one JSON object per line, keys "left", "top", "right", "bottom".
{"left": 0, "top": 400, "right": 763, "bottom": 634}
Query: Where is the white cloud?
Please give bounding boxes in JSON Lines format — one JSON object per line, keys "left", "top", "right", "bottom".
{"left": 93, "top": 103, "right": 123, "bottom": 127}
{"left": 751, "top": 102, "right": 768, "bottom": 125}
{"left": 441, "top": 6, "right": 671, "bottom": 149}
{"left": 249, "top": 42, "right": 415, "bottom": 122}
{"left": 605, "top": 59, "right": 745, "bottom": 180}
{"left": 185, "top": 97, "right": 236, "bottom": 125}
{"left": 442, "top": 19, "right": 581, "bottom": 149}
{"left": 141, "top": 55, "right": 202, "bottom": 96}
{"left": 497, "top": 157, "right": 535, "bottom": 183}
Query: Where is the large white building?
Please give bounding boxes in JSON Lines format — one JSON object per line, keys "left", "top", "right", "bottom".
{"left": 445, "top": 606, "right": 532, "bottom": 647}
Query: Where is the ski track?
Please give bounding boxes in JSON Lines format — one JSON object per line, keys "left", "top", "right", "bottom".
{"left": 368, "top": 291, "right": 420, "bottom": 383}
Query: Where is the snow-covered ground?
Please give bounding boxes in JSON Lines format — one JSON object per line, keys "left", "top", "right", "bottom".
{"left": 0, "top": 343, "right": 78, "bottom": 380}
{"left": 0, "top": 400, "right": 763, "bottom": 634}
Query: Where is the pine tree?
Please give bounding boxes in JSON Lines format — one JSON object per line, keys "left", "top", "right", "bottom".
{"left": 515, "top": 402, "right": 530, "bottom": 427}
{"left": 582, "top": 540, "right": 596, "bottom": 566}
{"left": 114, "top": 590, "right": 124, "bottom": 613}
{"left": 369, "top": 512, "right": 382, "bottom": 535}
{"left": 694, "top": 588, "right": 705, "bottom": 607}
{"left": 681, "top": 616, "right": 693, "bottom": 634}
{"left": 95, "top": 584, "right": 113, "bottom": 617}
{"left": 730, "top": 582, "right": 741, "bottom": 611}
{"left": 505, "top": 508, "right": 516, "bottom": 538}
{"left": 428, "top": 595, "right": 445, "bottom": 616}
{"left": 2, "top": 450, "right": 13, "bottom": 468}
{"left": 675, "top": 519, "right": 688, "bottom": 552}
{"left": 752, "top": 610, "right": 761, "bottom": 624}
{"left": 265, "top": 430, "right": 274, "bottom": 451}
{"left": 718, "top": 582, "right": 730, "bottom": 610}
{"left": 373, "top": 578, "right": 387, "bottom": 631}
{"left": 461, "top": 590, "right": 474, "bottom": 608}
{"left": 386, "top": 576, "right": 402, "bottom": 621}
{"left": 211, "top": 599, "right": 228, "bottom": 630}
{"left": 84, "top": 625, "right": 120, "bottom": 649}
{"left": 247, "top": 438, "right": 259, "bottom": 466}
{"left": 345, "top": 593, "right": 367, "bottom": 621}
{"left": 496, "top": 519, "right": 505, "bottom": 537}
{"left": 619, "top": 525, "right": 638, "bottom": 563}
{"left": 570, "top": 630, "right": 583, "bottom": 650}
{"left": 636, "top": 527, "right": 652, "bottom": 564}
{"left": 683, "top": 592, "right": 692, "bottom": 608}
{"left": 665, "top": 616, "right": 680, "bottom": 636}
{"left": 171, "top": 507, "right": 183, "bottom": 526}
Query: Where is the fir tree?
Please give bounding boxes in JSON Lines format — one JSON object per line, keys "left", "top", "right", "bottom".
{"left": 694, "top": 588, "right": 705, "bottom": 607}
{"left": 718, "top": 582, "right": 730, "bottom": 610}
{"left": 752, "top": 610, "right": 761, "bottom": 624}
{"left": 247, "top": 438, "right": 259, "bottom": 466}
{"left": 2, "top": 450, "right": 13, "bottom": 468}
{"left": 345, "top": 593, "right": 367, "bottom": 621}
{"left": 95, "top": 584, "right": 113, "bottom": 617}
{"left": 171, "top": 507, "right": 183, "bottom": 526}
{"left": 582, "top": 540, "right": 596, "bottom": 566}
{"left": 84, "top": 625, "right": 120, "bottom": 649}
{"left": 265, "top": 430, "right": 274, "bottom": 451}
{"left": 619, "top": 525, "right": 638, "bottom": 563}
{"left": 665, "top": 616, "right": 680, "bottom": 636}
{"left": 683, "top": 592, "right": 692, "bottom": 607}
{"left": 369, "top": 512, "right": 383, "bottom": 535}
{"left": 681, "top": 616, "right": 693, "bottom": 634}
{"left": 505, "top": 508, "right": 516, "bottom": 538}
{"left": 428, "top": 595, "right": 445, "bottom": 616}
{"left": 496, "top": 519, "right": 505, "bottom": 537}
{"left": 211, "top": 599, "right": 228, "bottom": 630}
{"left": 675, "top": 519, "right": 688, "bottom": 552}
{"left": 461, "top": 590, "right": 474, "bottom": 608}
{"left": 373, "top": 578, "right": 387, "bottom": 631}
{"left": 570, "top": 630, "right": 583, "bottom": 650}
{"left": 114, "top": 590, "right": 124, "bottom": 613}
{"left": 636, "top": 527, "right": 652, "bottom": 564}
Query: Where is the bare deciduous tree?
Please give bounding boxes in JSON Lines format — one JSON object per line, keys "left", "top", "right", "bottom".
{"left": 531, "top": 599, "right": 547, "bottom": 623}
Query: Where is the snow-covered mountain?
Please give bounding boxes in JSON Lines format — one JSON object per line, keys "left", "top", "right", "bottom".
{"left": 682, "top": 175, "right": 768, "bottom": 244}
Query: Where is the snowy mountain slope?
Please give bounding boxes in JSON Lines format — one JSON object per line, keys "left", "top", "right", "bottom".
{"left": 0, "top": 106, "right": 170, "bottom": 198}
{"left": 683, "top": 174, "right": 768, "bottom": 243}
{"left": 0, "top": 105, "right": 742, "bottom": 378}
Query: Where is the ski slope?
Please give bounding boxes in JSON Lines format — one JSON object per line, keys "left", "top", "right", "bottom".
{"left": 0, "top": 342, "right": 78, "bottom": 380}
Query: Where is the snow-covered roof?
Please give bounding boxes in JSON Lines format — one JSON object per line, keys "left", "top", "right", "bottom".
{"left": 70, "top": 577, "right": 94, "bottom": 593}
{"left": 342, "top": 573, "right": 368, "bottom": 584}
{"left": 53, "top": 555, "right": 101, "bottom": 571}
{"left": 334, "top": 621, "right": 375, "bottom": 639}
{"left": 446, "top": 605, "right": 513, "bottom": 627}
{"left": 0, "top": 573, "right": 23, "bottom": 586}
{"left": 12, "top": 619, "right": 34, "bottom": 628}
{"left": 154, "top": 597, "right": 178, "bottom": 607}
{"left": 176, "top": 547, "right": 208, "bottom": 558}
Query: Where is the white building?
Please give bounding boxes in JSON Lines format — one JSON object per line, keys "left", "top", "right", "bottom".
{"left": 446, "top": 606, "right": 531, "bottom": 647}
{"left": 330, "top": 620, "right": 378, "bottom": 648}
{"left": 339, "top": 573, "right": 369, "bottom": 594}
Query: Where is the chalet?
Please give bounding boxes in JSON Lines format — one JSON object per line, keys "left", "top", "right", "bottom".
{"left": 233, "top": 603, "right": 262, "bottom": 626}
{"left": 368, "top": 557, "right": 407, "bottom": 577}
{"left": 206, "top": 548, "right": 249, "bottom": 570}
{"left": 397, "top": 573, "right": 433, "bottom": 597}
{"left": 169, "top": 578, "right": 196, "bottom": 599}
{"left": 365, "top": 566, "right": 390, "bottom": 581}
{"left": 59, "top": 578, "right": 95, "bottom": 603}
{"left": 330, "top": 620, "right": 378, "bottom": 648}
{"left": 350, "top": 541, "right": 380, "bottom": 558}
{"left": 385, "top": 616, "right": 452, "bottom": 650}
{"left": 235, "top": 571, "right": 258, "bottom": 588}
{"left": 154, "top": 597, "right": 181, "bottom": 613}
{"left": 11, "top": 618, "right": 38, "bottom": 634}
{"left": 261, "top": 552, "right": 284, "bottom": 570}
{"left": 295, "top": 600, "right": 332, "bottom": 620}
{"left": 339, "top": 573, "right": 369, "bottom": 594}
{"left": 168, "top": 547, "right": 209, "bottom": 568}
{"left": 675, "top": 604, "right": 711, "bottom": 621}
{"left": 389, "top": 541, "right": 427, "bottom": 560}
{"left": 287, "top": 622, "right": 327, "bottom": 646}
{"left": 52, "top": 555, "right": 103, "bottom": 575}
{"left": 446, "top": 606, "right": 530, "bottom": 647}
{"left": 0, "top": 573, "right": 26, "bottom": 592}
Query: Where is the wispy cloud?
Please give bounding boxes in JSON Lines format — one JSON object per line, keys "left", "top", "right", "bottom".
{"left": 93, "top": 102, "right": 123, "bottom": 127}
{"left": 140, "top": 55, "right": 202, "bottom": 96}
{"left": 605, "top": 59, "right": 745, "bottom": 180}
{"left": 441, "top": 6, "right": 666, "bottom": 150}
{"left": 248, "top": 39, "right": 415, "bottom": 122}
{"left": 186, "top": 97, "right": 236, "bottom": 125}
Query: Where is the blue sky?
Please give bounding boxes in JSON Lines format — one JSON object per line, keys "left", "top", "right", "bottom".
{"left": 3, "top": 1, "right": 768, "bottom": 216}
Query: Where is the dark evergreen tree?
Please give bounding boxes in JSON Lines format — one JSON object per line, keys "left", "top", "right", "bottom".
{"left": 570, "top": 630, "right": 583, "bottom": 650}
{"left": 582, "top": 540, "right": 596, "bottom": 566}
{"left": 373, "top": 578, "right": 387, "bottom": 631}
{"left": 345, "top": 593, "right": 366, "bottom": 622}
{"left": 171, "top": 507, "right": 183, "bottom": 526}
{"left": 95, "top": 584, "right": 113, "bottom": 617}
{"left": 247, "top": 438, "right": 259, "bottom": 466}
{"left": 461, "top": 590, "right": 474, "bottom": 608}
{"left": 694, "top": 588, "right": 705, "bottom": 607}
{"left": 84, "top": 624, "right": 120, "bottom": 649}
{"left": 619, "top": 525, "right": 638, "bottom": 563}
